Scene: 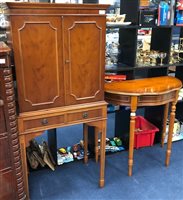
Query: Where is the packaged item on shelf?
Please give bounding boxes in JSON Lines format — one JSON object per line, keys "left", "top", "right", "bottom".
{"left": 177, "top": 0, "right": 183, "bottom": 10}
{"left": 176, "top": 10, "right": 183, "bottom": 25}
{"left": 139, "top": 8, "right": 157, "bottom": 26}
{"left": 157, "top": 1, "right": 170, "bottom": 25}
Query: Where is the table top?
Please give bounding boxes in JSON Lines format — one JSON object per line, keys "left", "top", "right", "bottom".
{"left": 105, "top": 76, "right": 182, "bottom": 96}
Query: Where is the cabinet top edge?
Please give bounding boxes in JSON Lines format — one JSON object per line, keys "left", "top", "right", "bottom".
{"left": 6, "top": 2, "right": 110, "bottom": 10}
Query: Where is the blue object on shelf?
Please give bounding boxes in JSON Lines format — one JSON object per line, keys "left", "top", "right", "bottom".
{"left": 158, "top": 1, "right": 170, "bottom": 25}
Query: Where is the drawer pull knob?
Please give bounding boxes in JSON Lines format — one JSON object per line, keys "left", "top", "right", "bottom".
{"left": 65, "top": 60, "right": 70, "bottom": 64}
{"left": 0, "top": 99, "right": 4, "bottom": 106}
{"left": 42, "top": 119, "right": 48, "bottom": 125}
{"left": 83, "top": 112, "right": 88, "bottom": 119}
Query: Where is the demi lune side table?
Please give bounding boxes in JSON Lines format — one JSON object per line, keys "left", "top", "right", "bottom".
{"left": 104, "top": 76, "right": 182, "bottom": 176}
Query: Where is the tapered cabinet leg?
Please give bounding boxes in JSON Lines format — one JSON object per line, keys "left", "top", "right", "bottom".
{"left": 83, "top": 123, "right": 88, "bottom": 164}
{"left": 99, "top": 120, "right": 106, "bottom": 188}
{"left": 95, "top": 127, "right": 99, "bottom": 163}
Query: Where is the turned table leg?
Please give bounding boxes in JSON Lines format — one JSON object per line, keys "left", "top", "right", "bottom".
{"left": 165, "top": 100, "right": 177, "bottom": 166}
{"left": 161, "top": 103, "right": 169, "bottom": 147}
{"left": 128, "top": 96, "right": 137, "bottom": 177}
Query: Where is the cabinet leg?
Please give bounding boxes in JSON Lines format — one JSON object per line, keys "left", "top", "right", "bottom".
{"left": 86, "top": 120, "right": 106, "bottom": 188}
{"left": 99, "top": 120, "right": 106, "bottom": 188}
{"left": 165, "top": 101, "right": 176, "bottom": 166}
{"left": 95, "top": 127, "right": 99, "bottom": 163}
{"left": 83, "top": 124, "right": 88, "bottom": 164}
{"left": 161, "top": 103, "right": 169, "bottom": 147}
{"left": 128, "top": 96, "right": 137, "bottom": 177}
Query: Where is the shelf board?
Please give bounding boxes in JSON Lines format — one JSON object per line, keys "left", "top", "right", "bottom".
{"left": 105, "top": 63, "right": 183, "bottom": 72}
{"left": 106, "top": 24, "right": 178, "bottom": 29}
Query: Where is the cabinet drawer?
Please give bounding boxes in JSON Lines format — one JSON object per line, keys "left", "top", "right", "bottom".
{"left": 24, "top": 115, "right": 64, "bottom": 131}
{"left": 67, "top": 109, "right": 102, "bottom": 123}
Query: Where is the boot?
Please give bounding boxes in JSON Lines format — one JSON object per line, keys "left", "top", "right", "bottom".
{"left": 42, "top": 141, "right": 56, "bottom": 165}
{"left": 29, "top": 139, "right": 45, "bottom": 167}
{"left": 43, "top": 150, "right": 55, "bottom": 171}
{"left": 26, "top": 146, "right": 39, "bottom": 169}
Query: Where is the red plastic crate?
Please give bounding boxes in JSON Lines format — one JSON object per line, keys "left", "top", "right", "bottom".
{"left": 134, "top": 116, "right": 159, "bottom": 149}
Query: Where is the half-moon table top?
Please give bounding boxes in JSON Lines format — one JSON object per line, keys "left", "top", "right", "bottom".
{"left": 105, "top": 76, "right": 182, "bottom": 96}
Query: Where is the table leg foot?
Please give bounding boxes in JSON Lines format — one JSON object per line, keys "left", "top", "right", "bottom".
{"left": 99, "top": 179, "right": 105, "bottom": 188}
{"left": 128, "top": 159, "right": 133, "bottom": 176}
{"left": 165, "top": 149, "right": 171, "bottom": 166}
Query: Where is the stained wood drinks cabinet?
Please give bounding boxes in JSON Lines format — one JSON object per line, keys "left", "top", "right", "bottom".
{"left": 0, "top": 42, "right": 26, "bottom": 200}
{"left": 6, "top": 2, "right": 109, "bottom": 199}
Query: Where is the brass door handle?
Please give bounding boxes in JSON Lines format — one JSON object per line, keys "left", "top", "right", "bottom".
{"left": 65, "top": 60, "right": 70, "bottom": 64}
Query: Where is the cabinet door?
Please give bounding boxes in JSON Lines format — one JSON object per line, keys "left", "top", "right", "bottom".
{"left": 63, "top": 16, "right": 106, "bottom": 105}
{"left": 11, "top": 16, "right": 65, "bottom": 112}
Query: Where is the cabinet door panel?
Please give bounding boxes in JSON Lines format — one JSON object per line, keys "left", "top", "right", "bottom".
{"left": 63, "top": 16, "right": 105, "bottom": 105}
{"left": 0, "top": 171, "right": 16, "bottom": 200}
{"left": 0, "top": 133, "right": 12, "bottom": 170}
{"left": 11, "top": 16, "right": 65, "bottom": 112}
{"left": 0, "top": 107, "right": 6, "bottom": 133}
